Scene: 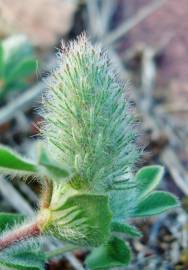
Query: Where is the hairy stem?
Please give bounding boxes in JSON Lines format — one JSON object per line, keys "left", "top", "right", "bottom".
{"left": 41, "top": 177, "right": 53, "bottom": 209}
{"left": 0, "top": 222, "right": 41, "bottom": 251}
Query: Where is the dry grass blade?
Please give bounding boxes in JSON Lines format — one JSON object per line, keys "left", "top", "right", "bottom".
{"left": 0, "top": 82, "right": 43, "bottom": 125}
{"left": 103, "top": 0, "right": 167, "bottom": 46}
{"left": 0, "top": 176, "right": 34, "bottom": 215}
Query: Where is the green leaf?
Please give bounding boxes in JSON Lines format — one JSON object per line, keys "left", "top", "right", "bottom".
{"left": 0, "top": 35, "right": 35, "bottom": 97}
{"left": 135, "top": 165, "right": 164, "bottom": 199}
{"left": 2, "top": 35, "right": 33, "bottom": 74}
{"left": 0, "top": 213, "right": 25, "bottom": 232}
{"left": 6, "top": 58, "right": 37, "bottom": 84}
{"left": 0, "top": 145, "right": 38, "bottom": 174}
{"left": 111, "top": 222, "right": 142, "bottom": 238}
{"left": 50, "top": 194, "right": 112, "bottom": 246}
{"left": 132, "top": 191, "right": 179, "bottom": 217}
{"left": 0, "top": 242, "right": 45, "bottom": 270}
{"left": 85, "top": 236, "right": 132, "bottom": 269}
{"left": 38, "top": 146, "right": 70, "bottom": 179}
{"left": 0, "top": 144, "right": 69, "bottom": 180}
{"left": 40, "top": 162, "right": 70, "bottom": 179}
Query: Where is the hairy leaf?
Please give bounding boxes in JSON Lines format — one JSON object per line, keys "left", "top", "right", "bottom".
{"left": 0, "top": 213, "right": 25, "bottom": 232}
{"left": 135, "top": 165, "right": 164, "bottom": 199}
{"left": 85, "top": 236, "right": 132, "bottom": 269}
{"left": 132, "top": 191, "right": 179, "bottom": 217}
{"left": 0, "top": 144, "right": 70, "bottom": 181}
{"left": 0, "top": 242, "right": 45, "bottom": 270}
{"left": 111, "top": 222, "right": 142, "bottom": 238}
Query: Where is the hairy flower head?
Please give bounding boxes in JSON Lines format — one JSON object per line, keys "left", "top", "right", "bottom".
{"left": 42, "top": 34, "right": 141, "bottom": 192}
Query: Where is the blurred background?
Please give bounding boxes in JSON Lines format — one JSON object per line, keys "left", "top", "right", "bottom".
{"left": 0, "top": 0, "right": 187, "bottom": 269}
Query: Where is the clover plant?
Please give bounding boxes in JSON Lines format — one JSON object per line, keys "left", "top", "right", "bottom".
{"left": 0, "top": 34, "right": 179, "bottom": 269}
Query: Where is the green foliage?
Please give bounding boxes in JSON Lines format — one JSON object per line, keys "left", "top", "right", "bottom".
{"left": 0, "top": 34, "right": 37, "bottom": 99}
{"left": 38, "top": 145, "right": 70, "bottom": 180}
{"left": 0, "top": 242, "right": 45, "bottom": 270}
{"left": 111, "top": 222, "right": 142, "bottom": 238}
{"left": 132, "top": 191, "right": 179, "bottom": 217}
{"left": 135, "top": 165, "right": 164, "bottom": 199}
{"left": 109, "top": 165, "right": 170, "bottom": 221}
{"left": 0, "top": 145, "right": 38, "bottom": 174}
{"left": 0, "top": 213, "right": 25, "bottom": 232}
{"left": 6, "top": 58, "right": 36, "bottom": 84}
{"left": 0, "top": 144, "right": 70, "bottom": 180}
{"left": 47, "top": 193, "right": 112, "bottom": 247}
{"left": 85, "top": 236, "right": 131, "bottom": 269}
{"left": 0, "top": 214, "right": 45, "bottom": 270}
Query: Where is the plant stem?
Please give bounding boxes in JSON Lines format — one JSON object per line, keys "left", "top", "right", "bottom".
{"left": 46, "top": 244, "right": 78, "bottom": 260}
{"left": 0, "top": 222, "right": 41, "bottom": 251}
{"left": 41, "top": 177, "right": 53, "bottom": 209}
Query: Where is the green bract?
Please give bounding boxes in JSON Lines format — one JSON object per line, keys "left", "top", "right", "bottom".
{"left": 0, "top": 34, "right": 179, "bottom": 270}
{"left": 46, "top": 193, "right": 112, "bottom": 246}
